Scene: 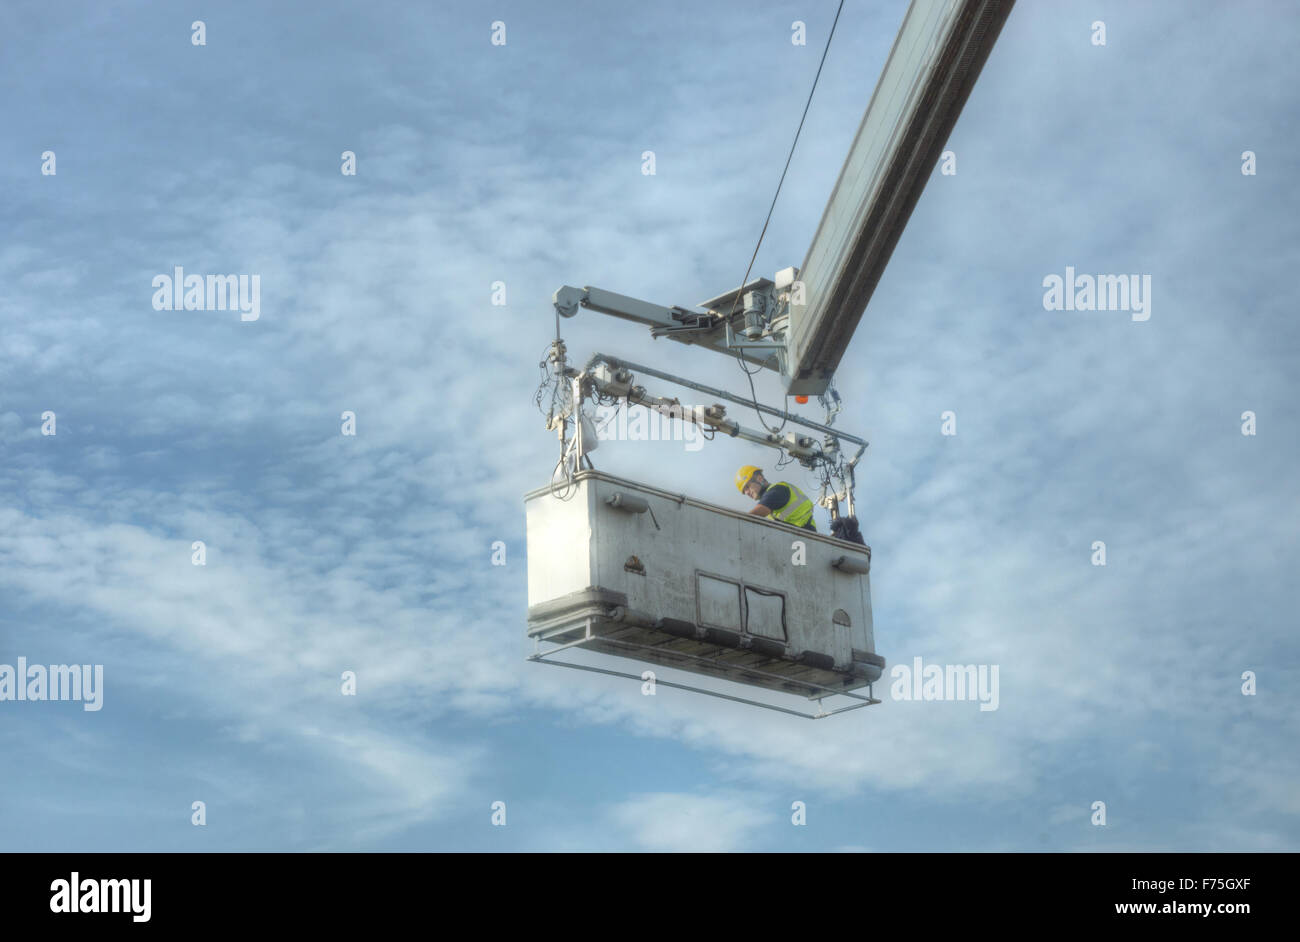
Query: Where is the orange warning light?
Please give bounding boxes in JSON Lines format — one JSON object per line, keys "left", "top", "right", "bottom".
{"left": 795, "top": 395, "right": 809, "bottom": 404}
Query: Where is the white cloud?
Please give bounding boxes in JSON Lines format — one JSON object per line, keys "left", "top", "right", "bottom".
{"left": 2, "top": 0, "right": 1297, "bottom": 851}
{"left": 607, "top": 792, "right": 775, "bottom": 853}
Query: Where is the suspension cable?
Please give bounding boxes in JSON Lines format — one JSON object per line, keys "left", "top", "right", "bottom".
{"left": 725, "top": 0, "right": 846, "bottom": 432}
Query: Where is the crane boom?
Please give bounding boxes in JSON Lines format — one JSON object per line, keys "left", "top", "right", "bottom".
{"left": 551, "top": 0, "right": 1015, "bottom": 395}
{"left": 786, "top": 0, "right": 1015, "bottom": 395}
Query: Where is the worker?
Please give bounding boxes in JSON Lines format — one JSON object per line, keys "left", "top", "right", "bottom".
{"left": 735, "top": 466, "right": 817, "bottom": 532}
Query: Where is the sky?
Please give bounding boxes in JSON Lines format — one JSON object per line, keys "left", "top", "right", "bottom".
{"left": 1, "top": 0, "right": 1297, "bottom": 852}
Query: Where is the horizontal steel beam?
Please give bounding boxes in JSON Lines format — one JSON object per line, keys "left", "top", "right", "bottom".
{"left": 554, "top": 285, "right": 776, "bottom": 368}
{"left": 585, "top": 353, "right": 868, "bottom": 447}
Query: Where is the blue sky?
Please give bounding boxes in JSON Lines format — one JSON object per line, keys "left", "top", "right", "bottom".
{"left": 2, "top": 0, "right": 1297, "bottom": 851}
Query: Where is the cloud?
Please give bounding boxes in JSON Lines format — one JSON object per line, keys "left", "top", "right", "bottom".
{"left": 607, "top": 792, "right": 776, "bottom": 852}
{"left": 1, "top": 0, "right": 1297, "bottom": 851}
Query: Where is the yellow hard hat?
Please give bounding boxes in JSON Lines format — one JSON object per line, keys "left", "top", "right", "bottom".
{"left": 735, "top": 465, "right": 761, "bottom": 493}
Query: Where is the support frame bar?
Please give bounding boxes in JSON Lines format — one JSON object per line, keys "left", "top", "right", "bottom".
{"left": 528, "top": 626, "right": 881, "bottom": 720}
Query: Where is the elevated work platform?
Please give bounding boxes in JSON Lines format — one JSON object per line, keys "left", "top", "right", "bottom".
{"left": 524, "top": 470, "right": 884, "bottom": 712}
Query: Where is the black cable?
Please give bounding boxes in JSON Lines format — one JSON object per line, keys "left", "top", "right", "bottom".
{"left": 741, "top": 362, "right": 790, "bottom": 436}
{"left": 728, "top": 0, "right": 845, "bottom": 323}
{"left": 726, "top": 0, "right": 846, "bottom": 432}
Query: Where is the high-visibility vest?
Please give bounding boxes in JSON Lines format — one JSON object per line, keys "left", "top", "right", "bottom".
{"left": 768, "top": 481, "right": 816, "bottom": 530}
